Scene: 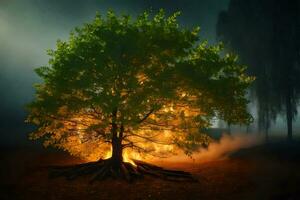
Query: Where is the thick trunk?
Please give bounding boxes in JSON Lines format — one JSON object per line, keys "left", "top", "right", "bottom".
{"left": 111, "top": 132, "right": 123, "bottom": 165}
{"left": 286, "top": 92, "right": 293, "bottom": 140}
{"left": 110, "top": 109, "right": 123, "bottom": 166}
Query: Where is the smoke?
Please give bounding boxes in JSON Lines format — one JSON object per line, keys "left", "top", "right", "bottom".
{"left": 153, "top": 133, "right": 264, "bottom": 164}
{"left": 192, "top": 133, "right": 264, "bottom": 163}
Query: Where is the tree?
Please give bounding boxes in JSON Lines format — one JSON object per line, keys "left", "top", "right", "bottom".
{"left": 271, "top": 0, "right": 300, "bottom": 140}
{"left": 217, "top": 0, "right": 300, "bottom": 140}
{"left": 27, "top": 10, "right": 253, "bottom": 182}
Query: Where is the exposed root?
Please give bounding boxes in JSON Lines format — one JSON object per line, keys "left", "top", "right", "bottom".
{"left": 132, "top": 160, "right": 197, "bottom": 182}
{"left": 49, "top": 158, "right": 197, "bottom": 183}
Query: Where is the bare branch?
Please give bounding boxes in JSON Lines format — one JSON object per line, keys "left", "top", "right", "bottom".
{"left": 122, "top": 142, "right": 171, "bottom": 158}
{"left": 124, "top": 132, "right": 174, "bottom": 145}
{"left": 138, "top": 108, "right": 155, "bottom": 123}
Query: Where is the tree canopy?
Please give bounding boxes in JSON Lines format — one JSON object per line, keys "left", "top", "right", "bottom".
{"left": 27, "top": 10, "right": 253, "bottom": 162}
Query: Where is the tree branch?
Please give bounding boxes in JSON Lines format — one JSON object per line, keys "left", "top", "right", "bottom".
{"left": 124, "top": 131, "right": 173, "bottom": 145}
{"left": 138, "top": 108, "right": 155, "bottom": 123}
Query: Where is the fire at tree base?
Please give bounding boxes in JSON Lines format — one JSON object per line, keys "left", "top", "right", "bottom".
{"left": 49, "top": 158, "right": 197, "bottom": 183}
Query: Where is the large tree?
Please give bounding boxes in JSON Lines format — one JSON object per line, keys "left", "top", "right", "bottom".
{"left": 27, "top": 10, "right": 253, "bottom": 181}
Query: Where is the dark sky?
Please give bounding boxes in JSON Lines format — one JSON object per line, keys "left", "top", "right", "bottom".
{"left": 0, "top": 0, "right": 230, "bottom": 146}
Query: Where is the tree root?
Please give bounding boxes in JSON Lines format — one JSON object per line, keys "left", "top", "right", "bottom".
{"left": 49, "top": 158, "right": 197, "bottom": 183}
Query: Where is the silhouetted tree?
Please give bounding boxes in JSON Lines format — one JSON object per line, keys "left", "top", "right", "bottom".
{"left": 217, "top": 0, "right": 300, "bottom": 139}
{"left": 271, "top": 1, "right": 300, "bottom": 140}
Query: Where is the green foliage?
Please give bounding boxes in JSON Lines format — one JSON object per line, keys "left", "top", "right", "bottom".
{"left": 27, "top": 10, "right": 253, "bottom": 160}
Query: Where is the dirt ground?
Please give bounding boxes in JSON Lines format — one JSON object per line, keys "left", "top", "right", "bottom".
{"left": 1, "top": 143, "right": 300, "bottom": 200}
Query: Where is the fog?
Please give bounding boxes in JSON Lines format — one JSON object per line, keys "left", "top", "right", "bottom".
{"left": 153, "top": 133, "right": 264, "bottom": 164}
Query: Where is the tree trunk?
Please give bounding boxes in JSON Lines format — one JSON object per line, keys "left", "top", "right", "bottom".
{"left": 265, "top": 110, "right": 269, "bottom": 141}
{"left": 286, "top": 91, "right": 293, "bottom": 140}
{"left": 111, "top": 110, "right": 123, "bottom": 166}
{"left": 227, "top": 123, "right": 231, "bottom": 135}
{"left": 265, "top": 126, "right": 269, "bottom": 141}
{"left": 111, "top": 134, "right": 123, "bottom": 165}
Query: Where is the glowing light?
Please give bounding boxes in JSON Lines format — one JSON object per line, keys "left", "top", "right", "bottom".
{"left": 102, "top": 148, "right": 140, "bottom": 166}
{"left": 103, "top": 150, "right": 112, "bottom": 159}
{"left": 50, "top": 91, "right": 209, "bottom": 164}
{"left": 123, "top": 151, "right": 140, "bottom": 166}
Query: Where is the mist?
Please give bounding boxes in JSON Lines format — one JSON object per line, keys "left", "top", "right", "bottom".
{"left": 194, "top": 133, "right": 264, "bottom": 163}
{"left": 153, "top": 133, "right": 264, "bottom": 164}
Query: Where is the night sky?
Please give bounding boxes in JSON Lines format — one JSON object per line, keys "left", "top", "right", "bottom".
{"left": 0, "top": 0, "right": 230, "bottom": 146}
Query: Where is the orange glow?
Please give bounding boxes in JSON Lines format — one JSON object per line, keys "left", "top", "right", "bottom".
{"left": 123, "top": 151, "right": 141, "bottom": 166}
{"left": 43, "top": 94, "right": 211, "bottom": 164}
{"left": 102, "top": 149, "right": 141, "bottom": 166}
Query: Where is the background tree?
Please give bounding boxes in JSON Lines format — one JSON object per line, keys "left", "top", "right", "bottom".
{"left": 217, "top": 0, "right": 300, "bottom": 140}
{"left": 271, "top": 1, "right": 300, "bottom": 140}
{"left": 27, "top": 10, "right": 253, "bottom": 182}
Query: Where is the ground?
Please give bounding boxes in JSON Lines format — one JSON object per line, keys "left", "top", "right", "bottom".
{"left": 1, "top": 141, "right": 300, "bottom": 200}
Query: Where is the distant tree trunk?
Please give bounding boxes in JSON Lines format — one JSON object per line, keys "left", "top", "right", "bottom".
{"left": 246, "top": 125, "right": 249, "bottom": 133}
{"left": 286, "top": 91, "right": 293, "bottom": 140}
{"left": 265, "top": 109, "right": 269, "bottom": 141}
{"left": 265, "top": 126, "right": 269, "bottom": 141}
{"left": 227, "top": 123, "right": 231, "bottom": 135}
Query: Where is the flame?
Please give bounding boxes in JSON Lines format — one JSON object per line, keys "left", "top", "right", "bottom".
{"left": 102, "top": 149, "right": 141, "bottom": 166}
{"left": 123, "top": 151, "right": 141, "bottom": 166}
{"left": 103, "top": 150, "right": 111, "bottom": 160}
